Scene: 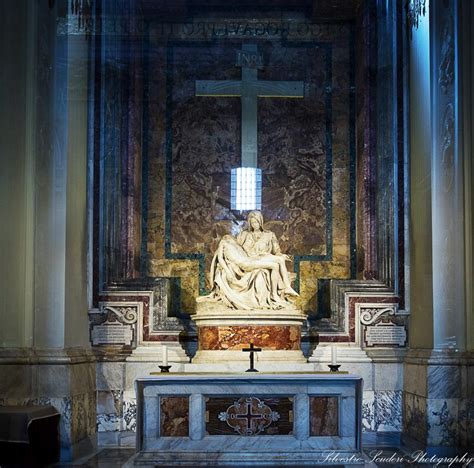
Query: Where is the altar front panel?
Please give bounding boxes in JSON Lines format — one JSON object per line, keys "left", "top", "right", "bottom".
{"left": 134, "top": 373, "right": 363, "bottom": 466}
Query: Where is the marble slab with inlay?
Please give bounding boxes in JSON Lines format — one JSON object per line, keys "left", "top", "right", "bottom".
{"left": 132, "top": 373, "right": 363, "bottom": 466}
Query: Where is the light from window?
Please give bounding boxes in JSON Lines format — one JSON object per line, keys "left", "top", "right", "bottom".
{"left": 231, "top": 167, "right": 262, "bottom": 211}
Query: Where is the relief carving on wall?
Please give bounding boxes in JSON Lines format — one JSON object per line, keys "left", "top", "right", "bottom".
{"left": 441, "top": 103, "right": 455, "bottom": 194}
{"left": 439, "top": 16, "right": 454, "bottom": 95}
{"left": 407, "top": 0, "right": 427, "bottom": 37}
{"left": 360, "top": 306, "right": 396, "bottom": 325}
{"left": 102, "top": 305, "right": 138, "bottom": 324}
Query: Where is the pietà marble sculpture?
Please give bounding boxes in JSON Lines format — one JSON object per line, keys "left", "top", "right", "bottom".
{"left": 197, "top": 211, "right": 298, "bottom": 310}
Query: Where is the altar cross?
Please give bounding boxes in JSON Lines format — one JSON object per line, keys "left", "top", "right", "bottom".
{"left": 195, "top": 44, "right": 305, "bottom": 168}
{"left": 242, "top": 341, "right": 262, "bottom": 372}
{"left": 235, "top": 400, "right": 265, "bottom": 433}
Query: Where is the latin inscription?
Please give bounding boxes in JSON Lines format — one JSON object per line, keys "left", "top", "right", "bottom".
{"left": 91, "top": 323, "right": 133, "bottom": 346}
{"left": 365, "top": 323, "right": 407, "bottom": 347}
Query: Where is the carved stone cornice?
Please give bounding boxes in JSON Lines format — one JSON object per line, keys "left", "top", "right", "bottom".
{"left": 404, "top": 348, "right": 474, "bottom": 365}
{"left": 0, "top": 347, "right": 97, "bottom": 365}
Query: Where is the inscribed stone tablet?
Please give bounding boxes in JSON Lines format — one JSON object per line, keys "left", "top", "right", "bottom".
{"left": 365, "top": 323, "right": 407, "bottom": 347}
{"left": 91, "top": 324, "right": 133, "bottom": 346}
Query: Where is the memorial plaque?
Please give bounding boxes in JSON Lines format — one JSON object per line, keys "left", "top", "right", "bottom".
{"left": 365, "top": 322, "right": 407, "bottom": 347}
{"left": 91, "top": 323, "right": 134, "bottom": 346}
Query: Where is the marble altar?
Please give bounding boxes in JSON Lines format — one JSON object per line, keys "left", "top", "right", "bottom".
{"left": 132, "top": 373, "right": 363, "bottom": 466}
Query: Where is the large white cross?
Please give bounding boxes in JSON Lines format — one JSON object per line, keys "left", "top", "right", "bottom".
{"left": 195, "top": 44, "right": 305, "bottom": 168}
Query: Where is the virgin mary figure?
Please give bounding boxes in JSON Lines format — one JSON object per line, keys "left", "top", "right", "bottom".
{"left": 197, "top": 211, "right": 298, "bottom": 310}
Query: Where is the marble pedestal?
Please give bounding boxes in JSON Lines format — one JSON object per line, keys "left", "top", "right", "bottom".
{"left": 132, "top": 373, "right": 363, "bottom": 466}
{"left": 191, "top": 303, "right": 308, "bottom": 363}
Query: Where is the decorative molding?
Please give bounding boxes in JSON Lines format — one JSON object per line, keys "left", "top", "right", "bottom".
{"left": 404, "top": 348, "right": 474, "bottom": 365}
{"left": 357, "top": 303, "right": 408, "bottom": 348}
{"left": 315, "top": 280, "right": 391, "bottom": 334}
{"left": 407, "top": 0, "right": 427, "bottom": 37}
{"left": 102, "top": 305, "right": 138, "bottom": 325}
{"left": 360, "top": 306, "right": 397, "bottom": 326}
{"left": 0, "top": 347, "right": 96, "bottom": 364}
{"left": 90, "top": 281, "right": 185, "bottom": 351}
{"left": 315, "top": 280, "right": 401, "bottom": 344}
{"left": 90, "top": 301, "right": 142, "bottom": 347}
{"left": 153, "top": 304, "right": 184, "bottom": 332}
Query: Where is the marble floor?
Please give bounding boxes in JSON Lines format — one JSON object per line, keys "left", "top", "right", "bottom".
{"left": 47, "top": 445, "right": 464, "bottom": 467}
{"left": 52, "top": 449, "right": 136, "bottom": 468}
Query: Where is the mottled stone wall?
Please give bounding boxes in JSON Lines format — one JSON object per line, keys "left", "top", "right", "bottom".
{"left": 199, "top": 325, "right": 301, "bottom": 350}
{"left": 355, "top": 0, "right": 377, "bottom": 280}
{"left": 403, "top": 354, "right": 474, "bottom": 450}
{"left": 145, "top": 23, "right": 355, "bottom": 314}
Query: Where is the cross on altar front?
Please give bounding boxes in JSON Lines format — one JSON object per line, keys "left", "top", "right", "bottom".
{"left": 195, "top": 44, "right": 305, "bottom": 168}
{"left": 235, "top": 400, "right": 266, "bottom": 433}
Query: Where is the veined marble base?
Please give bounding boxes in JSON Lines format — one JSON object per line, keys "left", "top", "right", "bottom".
{"left": 192, "top": 305, "right": 308, "bottom": 362}
{"left": 193, "top": 303, "right": 307, "bottom": 325}
{"left": 192, "top": 349, "right": 307, "bottom": 364}
{"left": 187, "top": 355, "right": 310, "bottom": 373}
{"left": 126, "top": 343, "right": 189, "bottom": 363}
{"left": 128, "top": 449, "right": 368, "bottom": 466}
{"left": 309, "top": 345, "right": 372, "bottom": 363}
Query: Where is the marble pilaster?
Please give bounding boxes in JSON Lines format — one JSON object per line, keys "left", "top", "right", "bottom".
{"left": 0, "top": 0, "right": 96, "bottom": 461}
{"left": 0, "top": 349, "right": 97, "bottom": 460}
{"left": 404, "top": 0, "right": 474, "bottom": 454}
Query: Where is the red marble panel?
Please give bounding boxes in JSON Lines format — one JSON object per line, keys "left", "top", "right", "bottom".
{"left": 199, "top": 325, "right": 300, "bottom": 350}
{"left": 160, "top": 396, "right": 189, "bottom": 437}
{"left": 310, "top": 396, "right": 338, "bottom": 436}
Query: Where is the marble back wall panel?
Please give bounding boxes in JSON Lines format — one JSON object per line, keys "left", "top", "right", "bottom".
{"left": 146, "top": 22, "right": 354, "bottom": 313}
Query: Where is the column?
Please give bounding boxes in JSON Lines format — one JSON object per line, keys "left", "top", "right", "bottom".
{"left": 0, "top": 0, "right": 96, "bottom": 460}
{"left": 404, "top": 0, "right": 473, "bottom": 453}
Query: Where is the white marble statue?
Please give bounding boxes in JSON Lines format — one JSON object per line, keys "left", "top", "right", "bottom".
{"left": 197, "top": 211, "right": 298, "bottom": 310}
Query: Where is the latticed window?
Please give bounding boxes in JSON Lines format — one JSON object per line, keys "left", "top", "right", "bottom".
{"left": 231, "top": 167, "right": 262, "bottom": 211}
